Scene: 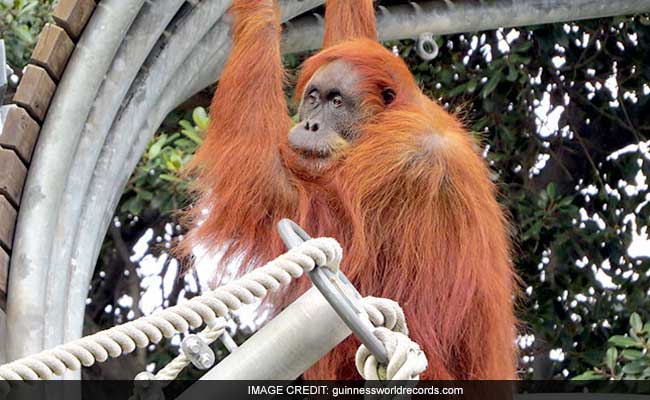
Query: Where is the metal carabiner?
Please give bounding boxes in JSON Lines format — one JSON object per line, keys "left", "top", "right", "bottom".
{"left": 277, "top": 219, "right": 389, "bottom": 365}
{"left": 416, "top": 32, "right": 439, "bottom": 61}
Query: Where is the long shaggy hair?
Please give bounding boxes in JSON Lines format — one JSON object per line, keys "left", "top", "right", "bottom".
{"left": 181, "top": 0, "right": 518, "bottom": 380}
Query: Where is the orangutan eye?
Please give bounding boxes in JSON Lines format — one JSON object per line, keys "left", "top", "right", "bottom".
{"left": 308, "top": 91, "right": 318, "bottom": 105}
{"left": 331, "top": 95, "right": 343, "bottom": 108}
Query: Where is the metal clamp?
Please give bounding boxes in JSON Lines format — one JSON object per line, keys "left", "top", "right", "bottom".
{"left": 181, "top": 335, "right": 216, "bottom": 370}
{"left": 277, "top": 219, "right": 389, "bottom": 365}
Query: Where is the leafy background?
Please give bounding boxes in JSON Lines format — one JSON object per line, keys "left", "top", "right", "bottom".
{"left": 0, "top": 0, "right": 54, "bottom": 103}
{"left": 2, "top": 0, "right": 649, "bottom": 380}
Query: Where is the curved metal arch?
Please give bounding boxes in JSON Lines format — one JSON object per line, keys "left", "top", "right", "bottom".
{"left": 5, "top": 0, "right": 324, "bottom": 372}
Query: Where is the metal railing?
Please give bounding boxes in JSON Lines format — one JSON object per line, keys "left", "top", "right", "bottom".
{"left": 283, "top": 0, "right": 650, "bottom": 52}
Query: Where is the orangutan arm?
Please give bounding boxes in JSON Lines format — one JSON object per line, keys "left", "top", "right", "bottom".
{"left": 323, "top": 0, "right": 377, "bottom": 48}
{"left": 183, "top": 0, "right": 296, "bottom": 261}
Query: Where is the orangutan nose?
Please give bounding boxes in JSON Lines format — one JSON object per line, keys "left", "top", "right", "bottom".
{"left": 304, "top": 120, "right": 320, "bottom": 132}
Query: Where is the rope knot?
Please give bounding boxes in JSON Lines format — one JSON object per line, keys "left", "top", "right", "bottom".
{"left": 355, "top": 327, "right": 428, "bottom": 380}
{"left": 362, "top": 297, "right": 409, "bottom": 335}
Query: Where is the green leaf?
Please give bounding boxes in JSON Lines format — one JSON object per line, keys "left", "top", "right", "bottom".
{"left": 193, "top": 107, "right": 210, "bottom": 132}
{"left": 159, "top": 174, "right": 183, "bottom": 183}
{"left": 178, "top": 120, "right": 195, "bottom": 131}
{"left": 14, "top": 24, "right": 32, "bottom": 43}
{"left": 572, "top": 370, "right": 607, "bottom": 380}
{"left": 147, "top": 135, "right": 167, "bottom": 159}
{"left": 643, "top": 323, "right": 650, "bottom": 334}
{"left": 606, "top": 347, "right": 618, "bottom": 371}
{"left": 509, "top": 53, "right": 531, "bottom": 65}
{"left": 123, "top": 196, "right": 143, "bottom": 216}
{"left": 137, "top": 190, "right": 153, "bottom": 201}
{"left": 621, "top": 349, "right": 645, "bottom": 361}
{"left": 482, "top": 73, "right": 501, "bottom": 98}
{"left": 537, "top": 190, "right": 549, "bottom": 208}
{"left": 18, "top": 2, "right": 37, "bottom": 16}
{"left": 181, "top": 128, "right": 203, "bottom": 145}
{"left": 166, "top": 132, "right": 181, "bottom": 143}
{"left": 608, "top": 335, "right": 643, "bottom": 348}
{"left": 165, "top": 157, "right": 183, "bottom": 171}
{"left": 558, "top": 196, "right": 575, "bottom": 207}
{"left": 546, "top": 182, "right": 557, "bottom": 199}
{"left": 513, "top": 41, "right": 533, "bottom": 53}
{"left": 506, "top": 65, "right": 519, "bottom": 82}
{"left": 447, "top": 81, "right": 470, "bottom": 98}
{"left": 630, "top": 313, "right": 643, "bottom": 333}
{"left": 466, "top": 78, "right": 478, "bottom": 93}
{"left": 622, "top": 360, "right": 646, "bottom": 375}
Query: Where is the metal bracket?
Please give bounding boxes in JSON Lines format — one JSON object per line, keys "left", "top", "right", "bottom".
{"left": 277, "top": 219, "right": 389, "bottom": 365}
{"left": 181, "top": 334, "right": 216, "bottom": 370}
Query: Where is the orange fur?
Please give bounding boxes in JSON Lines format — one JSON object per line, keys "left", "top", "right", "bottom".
{"left": 183, "top": 0, "right": 518, "bottom": 380}
{"left": 322, "top": 0, "right": 377, "bottom": 48}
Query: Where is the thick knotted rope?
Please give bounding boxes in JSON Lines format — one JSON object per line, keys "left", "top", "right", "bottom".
{"left": 152, "top": 322, "right": 228, "bottom": 381}
{"left": 363, "top": 296, "right": 409, "bottom": 335}
{"left": 0, "top": 235, "right": 427, "bottom": 386}
{"left": 0, "top": 237, "right": 341, "bottom": 383}
{"left": 356, "top": 297, "right": 427, "bottom": 380}
{"left": 355, "top": 328, "right": 428, "bottom": 380}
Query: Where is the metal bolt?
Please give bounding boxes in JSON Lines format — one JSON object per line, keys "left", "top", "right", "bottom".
{"left": 198, "top": 353, "right": 212, "bottom": 368}
{"left": 181, "top": 334, "right": 216, "bottom": 370}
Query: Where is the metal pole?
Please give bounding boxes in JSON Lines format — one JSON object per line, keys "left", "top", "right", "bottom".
{"left": 282, "top": 0, "right": 650, "bottom": 52}
{"left": 0, "top": 40, "right": 6, "bottom": 101}
{"left": 0, "top": 40, "right": 7, "bottom": 363}
{"left": 187, "top": 287, "right": 351, "bottom": 384}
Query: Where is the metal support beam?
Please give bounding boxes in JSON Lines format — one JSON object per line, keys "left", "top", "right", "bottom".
{"left": 282, "top": 0, "right": 650, "bottom": 52}
{"left": 183, "top": 287, "right": 351, "bottom": 385}
{"left": 5, "top": 0, "right": 323, "bottom": 370}
{"left": 0, "top": 40, "right": 6, "bottom": 101}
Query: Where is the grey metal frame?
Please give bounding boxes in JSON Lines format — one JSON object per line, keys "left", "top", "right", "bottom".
{"left": 183, "top": 287, "right": 352, "bottom": 382}
{"left": 0, "top": 40, "right": 6, "bottom": 101}
{"left": 283, "top": 0, "right": 650, "bottom": 52}
{"left": 278, "top": 219, "right": 389, "bottom": 364}
{"left": 3, "top": 0, "right": 324, "bottom": 374}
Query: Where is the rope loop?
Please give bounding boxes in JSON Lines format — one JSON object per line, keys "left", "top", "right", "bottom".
{"left": 362, "top": 296, "right": 409, "bottom": 335}
{"left": 355, "top": 327, "right": 428, "bottom": 381}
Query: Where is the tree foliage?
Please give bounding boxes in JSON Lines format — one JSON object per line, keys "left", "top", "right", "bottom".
{"left": 0, "top": 0, "right": 54, "bottom": 69}
{"left": 119, "top": 107, "right": 207, "bottom": 217}
{"left": 400, "top": 16, "right": 649, "bottom": 379}
{"left": 574, "top": 313, "right": 650, "bottom": 380}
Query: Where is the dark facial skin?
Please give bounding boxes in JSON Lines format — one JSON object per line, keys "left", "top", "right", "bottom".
{"left": 288, "top": 60, "right": 364, "bottom": 167}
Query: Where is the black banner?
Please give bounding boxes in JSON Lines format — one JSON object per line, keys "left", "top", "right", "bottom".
{"left": 1, "top": 380, "right": 649, "bottom": 400}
